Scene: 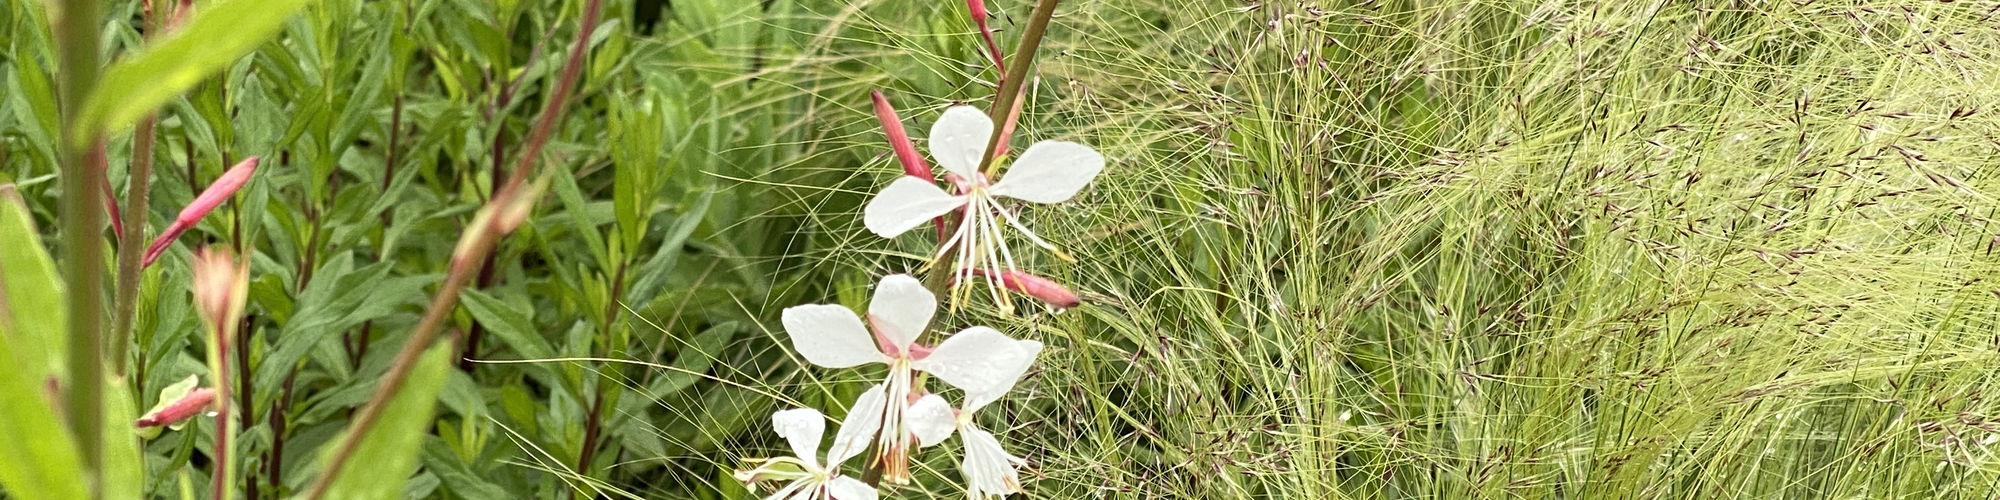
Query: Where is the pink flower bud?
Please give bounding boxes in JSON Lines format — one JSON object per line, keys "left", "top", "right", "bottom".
{"left": 872, "top": 90, "right": 932, "bottom": 182}
{"left": 967, "top": 0, "right": 1006, "bottom": 74}
{"left": 190, "top": 247, "right": 248, "bottom": 339}
{"left": 144, "top": 156, "right": 259, "bottom": 267}
{"left": 134, "top": 387, "right": 216, "bottom": 428}
{"left": 971, "top": 268, "right": 1081, "bottom": 309}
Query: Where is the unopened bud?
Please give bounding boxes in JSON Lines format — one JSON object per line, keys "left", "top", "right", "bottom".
{"left": 872, "top": 90, "right": 932, "bottom": 181}
{"left": 971, "top": 269, "right": 1081, "bottom": 309}
{"left": 135, "top": 387, "right": 216, "bottom": 428}
{"left": 145, "top": 157, "right": 259, "bottom": 267}
{"left": 190, "top": 247, "right": 248, "bottom": 338}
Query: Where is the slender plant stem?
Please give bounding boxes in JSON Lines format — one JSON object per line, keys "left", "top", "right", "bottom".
{"left": 464, "top": 0, "right": 602, "bottom": 370}
{"left": 210, "top": 319, "right": 235, "bottom": 500}
{"left": 114, "top": 0, "right": 175, "bottom": 378}
{"left": 300, "top": 185, "right": 513, "bottom": 500}
{"left": 55, "top": 0, "right": 107, "bottom": 496}
{"left": 111, "top": 115, "right": 154, "bottom": 376}
{"left": 303, "top": 2, "right": 600, "bottom": 496}
{"left": 924, "top": 0, "right": 1062, "bottom": 293}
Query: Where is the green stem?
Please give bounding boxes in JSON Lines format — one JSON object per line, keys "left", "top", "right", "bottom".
{"left": 55, "top": 0, "right": 107, "bottom": 497}
{"left": 111, "top": 115, "right": 155, "bottom": 376}
{"left": 303, "top": 0, "right": 598, "bottom": 495}
{"left": 924, "top": 0, "right": 1062, "bottom": 294}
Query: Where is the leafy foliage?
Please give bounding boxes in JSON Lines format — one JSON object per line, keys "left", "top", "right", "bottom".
{"left": 4, "top": 0, "right": 2000, "bottom": 499}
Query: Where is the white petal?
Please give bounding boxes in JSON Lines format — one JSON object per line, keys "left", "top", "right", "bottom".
{"left": 867, "top": 274, "right": 934, "bottom": 352}
{"left": 905, "top": 394, "right": 958, "bottom": 448}
{"left": 988, "top": 141, "right": 1104, "bottom": 204}
{"left": 782, "top": 304, "right": 890, "bottom": 368}
{"left": 911, "top": 327, "right": 1043, "bottom": 402}
{"left": 863, "top": 177, "right": 967, "bottom": 238}
{"left": 770, "top": 408, "right": 826, "bottom": 470}
{"left": 961, "top": 426, "right": 1024, "bottom": 497}
{"left": 928, "top": 105, "right": 994, "bottom": 178}
{"left": 824, "top": 476, "right": 879, "bottom": 500}
{"left": 827, "top": 385, "right": 886, "bottom": 467}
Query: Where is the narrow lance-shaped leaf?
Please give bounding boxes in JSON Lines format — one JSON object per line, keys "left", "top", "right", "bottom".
{"left": 75, "top": 0, "right": 313, "bottom": 140}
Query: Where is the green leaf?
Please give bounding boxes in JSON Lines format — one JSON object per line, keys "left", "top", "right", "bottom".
{"left": 100, "top": 378, "right": 145, "bottom": 500}
{"left": 0, "top": 190, "right": 84, "bottom": 500}
{"left": 316, "top": 343, "right": 453, "bottom": 500}
{"left": 77, "top": 0, "right": 314, "bottom": 140}
{"left": 460, "top": 289, "right": 552, "bottom": 361}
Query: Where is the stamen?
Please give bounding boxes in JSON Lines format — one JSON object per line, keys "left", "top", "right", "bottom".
{"left": 991, "top": 202, "right": 1077, "bottom": 262}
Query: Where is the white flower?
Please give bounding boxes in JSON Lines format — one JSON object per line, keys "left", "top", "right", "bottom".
{"left": 782, "top": 274, "right": 1044, "bottom": 483}
{"left": 861, "top": 106, "right": 1104, "bottom": 307}
{"left": 734, "top": 403, "right": 881, "bottom": 500}
{"left": 902, "top": 338, "right": 1043, "bottom": 498}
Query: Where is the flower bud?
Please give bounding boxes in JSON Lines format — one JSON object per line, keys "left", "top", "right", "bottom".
{"left": 145, "top": 156, "right": 259, "bottom": 267}
{"left": 971, "top": 269, "right": 1081, "bottom": 309}
{"left": 872, "top": 90, "right": 932, "bottom": 181}
{"left": 190, "top": 247, "right": 248, "bottom": 338}
{"left": 134, "top": 387, "right": 216, "bottom": 429}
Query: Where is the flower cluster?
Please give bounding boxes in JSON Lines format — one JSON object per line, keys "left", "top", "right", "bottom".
{"left": 740, "top": 275, "right": 1043, "bottom": 498}
{"left": 739, "top": 1, "right": 1102, "bottom": 497}
{"left": 738, "top": 97, "right": 1105, "bottom": 499}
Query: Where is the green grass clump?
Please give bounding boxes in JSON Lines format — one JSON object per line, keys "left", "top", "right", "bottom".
{"left": 5, "top": 0, "right": 2000, "bottom": 498}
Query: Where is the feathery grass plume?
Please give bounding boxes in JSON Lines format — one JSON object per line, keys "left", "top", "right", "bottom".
{"left": 144, "top": 157, "right": 258, "bottom": 267}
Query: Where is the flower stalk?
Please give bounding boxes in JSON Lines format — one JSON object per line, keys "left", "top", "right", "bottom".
{"left": 191, "top": 247, "right": 248, "bottom": 500}
{"left": 300, "top": 174, "right": 547, "bottom": 500}
{"left": 54, "top": 0, "right": 108, "bottom": 494}
{"left": 924, "top": 0, "right": 1064, "bottom": 294}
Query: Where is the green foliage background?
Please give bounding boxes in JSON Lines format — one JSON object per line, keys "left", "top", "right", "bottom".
{"left": 5, "top": 0, "right": 2000, "bottom": 498}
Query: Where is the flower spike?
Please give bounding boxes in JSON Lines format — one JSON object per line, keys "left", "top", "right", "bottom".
{"left": 967, "top": 0, "right": 1006, "bottom": 75}
{"left": 143, "top": 156, "right": 259, "bottom": 267}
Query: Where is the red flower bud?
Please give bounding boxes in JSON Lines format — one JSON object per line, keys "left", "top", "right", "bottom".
{"left": 134, "top": 387, "right": 216, "bottom": 428}
{"left": 144, "top": 156, "right": 259, "bottom": 267}
{"left": 872, "top": 90, "right": 932, "bottom": 182}
{"left": 970, "top": 268, "right": 1081, "bottom": 309}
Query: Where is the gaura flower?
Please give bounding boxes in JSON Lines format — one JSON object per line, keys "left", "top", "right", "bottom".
{"left": 861, "top": 106, "right": 1103, "bottom": 307}
{"left": 734, "top": 405, "right": 879, "bottom": 500}
{"left": 782, "top": 274, "right": 1044, "bottom": 483}
{"left": 907, "top": 337, "right": 1043, "bottom": 499}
